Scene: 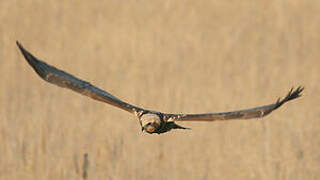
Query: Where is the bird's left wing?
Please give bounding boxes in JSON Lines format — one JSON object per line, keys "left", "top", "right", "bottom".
{"left": 16, "top": 41, "right": 145, "bottom": 114}
{"left": 164, "top": 87, "right": 303, "bottom": 122}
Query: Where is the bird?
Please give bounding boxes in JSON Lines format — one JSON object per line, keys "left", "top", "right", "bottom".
{"left": 16, "top": 41, "right": 304, "bottom": 134}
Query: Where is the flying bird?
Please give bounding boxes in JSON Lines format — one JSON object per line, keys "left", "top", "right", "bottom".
{"left": 16, "top": 41, "right": 303, "bottom": 134}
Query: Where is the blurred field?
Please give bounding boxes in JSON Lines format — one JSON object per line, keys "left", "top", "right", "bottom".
{"left": 1, "top": 0, "right": 319, "bottom": 179}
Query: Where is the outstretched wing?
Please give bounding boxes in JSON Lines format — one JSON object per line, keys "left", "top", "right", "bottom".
{"left": 164, "top": 87, "right": 303, "bottom": 122}
{"left": 16, "top": 41, "right": 145, "bottom": 114}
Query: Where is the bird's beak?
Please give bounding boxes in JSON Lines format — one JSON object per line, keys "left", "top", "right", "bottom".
{"left": 141, "top": 126, "right": 145, "bottom": 132}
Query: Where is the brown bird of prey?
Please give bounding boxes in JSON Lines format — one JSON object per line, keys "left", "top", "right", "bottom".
{"left": 16, "top": 41, "right": 304, "bottom": 134}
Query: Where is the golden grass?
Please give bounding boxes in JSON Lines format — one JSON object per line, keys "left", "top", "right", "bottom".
{"left": 1, "top": 0, "right": 319, "bottom": 179}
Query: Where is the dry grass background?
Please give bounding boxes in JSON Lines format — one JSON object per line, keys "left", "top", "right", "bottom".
{"left": 0, "top": 0, "right": 319, "bottom": 179}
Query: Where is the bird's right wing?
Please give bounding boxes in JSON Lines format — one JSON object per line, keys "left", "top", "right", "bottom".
{"left": 17, "top": 41, "right": 145, "bottom": 114}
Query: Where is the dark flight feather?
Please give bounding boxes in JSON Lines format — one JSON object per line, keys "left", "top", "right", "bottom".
{"left": 16, "top": 41, "right": 144, "bottom": 114}
{"left": 164, "top": 87, "right": 303, "bottom": 122}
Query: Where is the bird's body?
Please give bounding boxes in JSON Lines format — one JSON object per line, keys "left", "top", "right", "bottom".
{"left": 16, "top": 41, "right": 303, "bottom": 134}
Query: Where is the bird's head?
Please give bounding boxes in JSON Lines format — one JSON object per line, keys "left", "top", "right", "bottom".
{"left": 140, "top": 113, "right": 162, "bottom": 134}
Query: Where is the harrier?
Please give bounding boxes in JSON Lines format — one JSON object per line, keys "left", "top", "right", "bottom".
{"left": 16, "top": 41, "right": 303, "bottom": 134}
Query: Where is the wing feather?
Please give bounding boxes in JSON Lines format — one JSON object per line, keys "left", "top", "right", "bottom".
{"left": 16, "top": 41, "right": 144, "bottom": 114}
{"left": 164, "top": 87, "right": 303, "bottom": 122}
